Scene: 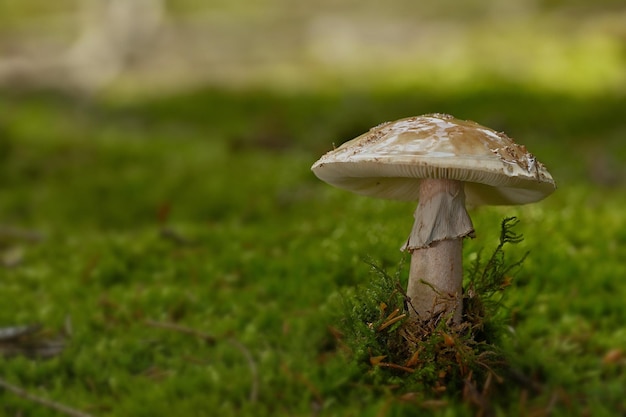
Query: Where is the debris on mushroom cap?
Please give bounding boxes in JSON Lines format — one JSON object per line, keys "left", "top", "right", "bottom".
{"left": 311, "top": 114, "right": 556, "bottom": 206}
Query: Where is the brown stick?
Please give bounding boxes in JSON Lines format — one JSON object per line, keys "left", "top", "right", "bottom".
{"left": 0, "top": 377, "right": 94, "bottom": 417}
{"left": 144, "top": 319, "right": 258, "bottom": 403}
{"left": 228, "top": 338, "right": 259, "bottom": 403}
{"left": 377, "top": 314, "right": 407, "bottom": 331}
{"left": 144, "top": 320, "right": 216, "bottom": 344}
{"left": 376, "top": 362, "right": 416, "bottom": 373}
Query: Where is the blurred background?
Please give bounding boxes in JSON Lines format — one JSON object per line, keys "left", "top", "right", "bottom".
{"left": 1, "top": 0, "right": 625, "bottom": 227}
{"left": 0, "top": 0, "right": 625, "bottom": 242}
{"left": 0, "top": 0, "right": 624, "bottom": 95}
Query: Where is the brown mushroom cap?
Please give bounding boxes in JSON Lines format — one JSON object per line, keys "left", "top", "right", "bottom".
{"left": 311, "top": 113, "right": 556, "bottom": 205}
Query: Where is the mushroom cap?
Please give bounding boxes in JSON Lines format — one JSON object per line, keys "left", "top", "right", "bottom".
{"left": 311, "top": 113, "right": 556, "bottom": 205}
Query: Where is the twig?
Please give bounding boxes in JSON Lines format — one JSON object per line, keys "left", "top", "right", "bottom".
{"left": 144, "top": 320, "right": 259, "bottom": 403}
{"left": 0, "top": 324, "right": 66, "bottom": 359}
{"left": 144, "top": 320, "right": 216, "bottom": 344}
{"left": 0, "top": 324, "right": 42, "bottom": 342}
{"left": 227, "top": 338, "right": 259, "bottom": 403}
{"left": 0, "top": 226, "right": 45, "bottom": 242}
{"left": 376, "top": 362, "right": 416, "bottom": 373}
{"left": 0, "top": 377, "right": 94, "bottom": 417}
{"left": 280, "top": 363, "right": 324, "bottom": 404}
{"left": 377, "top": 313, "right": 407, "bottom": 331}
{"left": 159, "top": 227, "right": 194, "bottom": 246}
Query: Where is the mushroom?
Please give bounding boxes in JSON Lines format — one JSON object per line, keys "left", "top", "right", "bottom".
{"left": 311, "top": 113, "right": 555, "bottom": 323}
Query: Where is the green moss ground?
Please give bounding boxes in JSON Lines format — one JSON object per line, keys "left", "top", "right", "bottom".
{"left": 0, "top": 86, "right": 625, "bottom": 416}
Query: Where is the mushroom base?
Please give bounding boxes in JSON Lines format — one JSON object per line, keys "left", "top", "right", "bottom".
{"left": 407, "top": 238, "right": 463, "bottom": 323}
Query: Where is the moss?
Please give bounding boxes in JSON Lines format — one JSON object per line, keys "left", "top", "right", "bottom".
{"left": 332, "top": 218, "right": 538, "bottom": 413}
{"left": 0, "top": 86, "right": 624, "bottom": 416}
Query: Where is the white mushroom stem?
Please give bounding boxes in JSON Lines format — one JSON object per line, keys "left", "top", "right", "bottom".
{"left": 403, "top": 178, "right": 475, "bottom": 323}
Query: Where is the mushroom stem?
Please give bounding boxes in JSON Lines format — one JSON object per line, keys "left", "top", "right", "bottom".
{"left": 404, "top": 179, "right": 474, "bottom": 324}
{"left": 408, "top": 238, "right": 464, "bottom": 323}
